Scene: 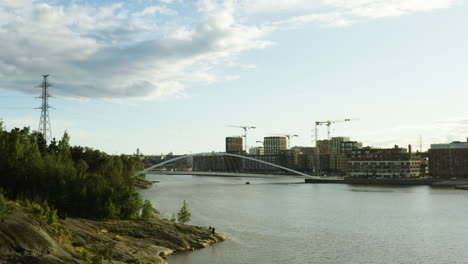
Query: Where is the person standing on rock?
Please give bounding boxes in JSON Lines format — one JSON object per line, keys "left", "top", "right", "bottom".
{"left": 212, "top": 227, "right": 215, "bottom": 235}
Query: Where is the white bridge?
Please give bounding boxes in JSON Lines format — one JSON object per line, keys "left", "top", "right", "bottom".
{"left": 134, "top": 152, "right": 319, "bottom": 178}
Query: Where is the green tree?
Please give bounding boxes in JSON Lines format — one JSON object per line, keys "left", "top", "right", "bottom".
{"left": 0, "top": 125, "right": 147, "bottom": 220}
{"left": 141, "top": 200, "right": 153, "bottom": 220}
{"left": 177, "top": 200, "right": 191, "bottom": 224}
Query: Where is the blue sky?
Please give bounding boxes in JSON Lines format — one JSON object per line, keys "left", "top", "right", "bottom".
{"left": 1, "top": 0, "right": 468, "bottom": 154}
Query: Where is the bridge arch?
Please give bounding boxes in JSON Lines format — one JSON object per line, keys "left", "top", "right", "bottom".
{"left": 134, "top": 152, "right": 317, "bottom": 178}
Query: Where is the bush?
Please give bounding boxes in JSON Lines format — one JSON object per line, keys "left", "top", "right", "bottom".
{"left": 141, "top": 200, "right": 153, "bottom": 220}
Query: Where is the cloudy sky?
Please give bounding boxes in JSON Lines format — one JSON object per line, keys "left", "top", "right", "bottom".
{"left": 1, "top": 0, "right": 468, "bottom": 154}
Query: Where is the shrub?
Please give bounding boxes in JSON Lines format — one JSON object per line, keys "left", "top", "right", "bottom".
{"left": 141, "top": 200, "right": 153, "bottom": 220}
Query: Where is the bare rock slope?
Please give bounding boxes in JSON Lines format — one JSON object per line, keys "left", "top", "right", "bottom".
{"left": 0, "top": 204, "right": 226, "bottom": 264}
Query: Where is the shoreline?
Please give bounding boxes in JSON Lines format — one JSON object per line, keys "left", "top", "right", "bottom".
{"left": 305, "top": 177, "right": 468, "bottom": 188}
{"left": 0, "top": 203, "right": 227, "bottom": 264}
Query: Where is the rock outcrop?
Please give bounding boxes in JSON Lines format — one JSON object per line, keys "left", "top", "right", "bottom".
{"left": 0, "top": 203, "right": 227, "bottom": 264}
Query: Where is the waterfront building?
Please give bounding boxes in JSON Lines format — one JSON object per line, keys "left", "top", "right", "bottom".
{"left": 264, "top": 136, "right": 287, "bottom": 155}
{"left": 347, "top": 145, "right": 421, "bottom": 178}
{"left": 193, "top": 155, "right": 242, "bottom": 173}
{"left": 226, "top": 136, "right": 244, "bottom": 154}
{"left": 429, "top": 140, "right": 468, "bottom": 179}
{"left": 318, "top": 137, "right": 356, "bottom": 175}
{"left": 330, "top": 154, "right": 348, "bottom": 175}
{"left": 294, "top": 147, "right": 319, "bottom": 172}
{"left": 280, "top": 148, "right": 301, "bottom": 169}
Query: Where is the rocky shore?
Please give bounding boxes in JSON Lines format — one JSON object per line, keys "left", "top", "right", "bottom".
{"left": 0, "top": 203, "right": 227, "bottom": 264}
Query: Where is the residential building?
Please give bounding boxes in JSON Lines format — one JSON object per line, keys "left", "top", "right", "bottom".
{"left": 429, "top": 140, "right": 468, "bottom": 179}
{"left": 264, "top": 136, "right": 287, "bottom": 155}
{"left": 347, "top": 145, "right": 421, "bottom": 178}
{"left": 226, "top": 137, "right": 243, "bottom": 154}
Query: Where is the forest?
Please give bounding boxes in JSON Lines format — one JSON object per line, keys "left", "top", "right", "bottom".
{"left": 0, "top": 122, "right": 147, "bottom": 220}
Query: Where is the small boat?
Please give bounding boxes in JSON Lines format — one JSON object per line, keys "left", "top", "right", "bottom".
{"left": 245, "top": 181, "right": 250, "bottom": 185}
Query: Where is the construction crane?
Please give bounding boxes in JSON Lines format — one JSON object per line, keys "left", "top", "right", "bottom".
{"left": 227, "top": 125, "right": 256, "bottom": 151}
{"left": 314, "top": 119, "right": 357, "bottom": 146}
{"left": 272, "top": 134, "right": 299, "bottom": 149}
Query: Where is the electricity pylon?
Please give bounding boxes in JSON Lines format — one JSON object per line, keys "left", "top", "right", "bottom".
{"left": 36, "top": 75, "right": 54, "bottom": 141}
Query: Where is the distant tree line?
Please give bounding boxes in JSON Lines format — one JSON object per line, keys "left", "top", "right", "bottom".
{"left": 0, "top": 122, "right": 148, "bottom": 220}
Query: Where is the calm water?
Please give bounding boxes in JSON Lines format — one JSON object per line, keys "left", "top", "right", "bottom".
{"left": 140, "top": 174, "right": 468, "bottom": 264}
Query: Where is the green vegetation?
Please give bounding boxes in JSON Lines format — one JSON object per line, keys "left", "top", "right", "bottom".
{"left": 0, "top": 123, "right": 145, "bottom": 220}
{"left": 141, "top": 200, "right": 153, "bottom": 220}
{"left": 0, "top": 191, "right": 14, "bottom": 221}
{"left": 177, "top": 200, "right": 191, "bottom": 224}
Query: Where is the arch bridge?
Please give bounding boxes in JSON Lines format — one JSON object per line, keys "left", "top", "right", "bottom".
{"left": 135, "top": 152, "right": 319, "bottom": 179}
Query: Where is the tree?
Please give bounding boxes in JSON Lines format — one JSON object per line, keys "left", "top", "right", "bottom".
{"left": 0, "top": 125, "right": 147, "bottom": 220}
{"left": 177, "top": 200, "right": 191, "bottom": 224}
{"left": 141, "top": 200, "right": 153, "bottom": 220}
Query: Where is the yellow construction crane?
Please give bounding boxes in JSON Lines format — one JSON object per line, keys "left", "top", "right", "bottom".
{"left": 314, "top": 119, "right": 357, "bottom": 146}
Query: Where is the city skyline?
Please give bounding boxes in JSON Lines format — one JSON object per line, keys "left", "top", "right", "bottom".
{"left": 1, "top": 0, "right": 468, "bottom": 154}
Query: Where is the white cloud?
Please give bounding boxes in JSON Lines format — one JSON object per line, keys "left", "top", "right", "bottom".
{"left": 0, "top": 2, "right": 271, "bottom": 100}
{"left": 139, "top": 5, "right": 177, "bottom": 16}
{"left": 0, "top": 0, "right": 465, "bottom": 100}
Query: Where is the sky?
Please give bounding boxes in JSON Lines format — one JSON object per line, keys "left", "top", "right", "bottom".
{"left": 1, "top": 0, "right": 468, "bottom": 155}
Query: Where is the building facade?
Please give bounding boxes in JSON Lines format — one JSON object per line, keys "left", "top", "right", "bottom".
{"left": 226, "top": 137, "right": 243, "bottom": 154}
{"left": 264, "top": 136, "right": 287, "bottom": 155}
{"left": 429, "top": 140, "right": 468, "bottom": 179}
{"left": 347, "top": 145, "right": 421, "bottom": 178}
{"left": 331, "top": 137, "right": 350, "bottom": 154}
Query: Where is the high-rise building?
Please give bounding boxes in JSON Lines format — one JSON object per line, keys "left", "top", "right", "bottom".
{"left": 331, "top": 137, "right": 350, "bottom": 154}
{"left": 429, "top": 140, "right": 468, "bottom": 179}
{"left": 226, "top": 137, "right": 243, "bottom": 154}
{"left": 264, "top": 136, "right": 287, "bottom": 155}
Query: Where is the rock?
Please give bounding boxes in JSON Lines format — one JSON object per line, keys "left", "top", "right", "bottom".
{"left": 0, "top": 203, "right": 227, "bottom": 264}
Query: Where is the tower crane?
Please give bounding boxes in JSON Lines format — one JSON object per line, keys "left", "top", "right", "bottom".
{"left": 273, "top": 134, "right": 299, "bottom": 149}
{"left": 227, "top": 125, "right": 256, "bottom": 151}
{"left": 314, "top": 119, "right": 357, "bottom": 146}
